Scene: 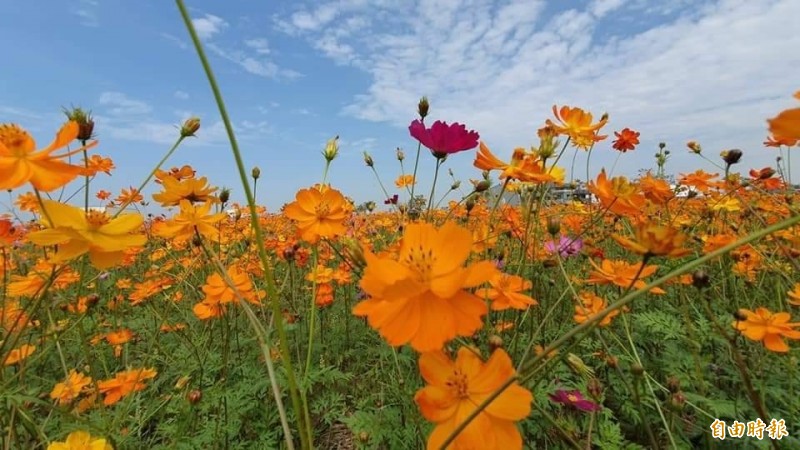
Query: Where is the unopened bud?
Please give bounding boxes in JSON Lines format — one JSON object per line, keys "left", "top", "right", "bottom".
{"left": 721, "top": 148, "right": 742, "bottom": 165}
{"left": 733, "top": 309, "right": 748, "bottom": 322}
{"left": 630, "top": 363, "right": 644, "bottom": 377}
{"left": 418, "top": 97, "right": 429, "bottom": 119}
{"left": 450, "top": 180, "right": 461, "bottom": 190}
{"left": 251, "top": 166, "right": 261, "bottom": 180}
{"left": 659, "top": 142, "right": 666, "bottom": 150}
{"left": 180, "top": 117, "right": 201, "bottom": 137}
{"left": 546, "top": 217, "right": 561, "bottom": 236}
{"left": 687, "top": 141, "right": 702, "bottom": 154}
{"left": 692, "top": 270, "right": 710, "bottom": 289}
{"left": 668, "top": 392, "right": 686, "bottom": 412}
{"left": 488, "top": 335, "right": 504, "bottom": 352}
{"left": 342, "top": 238, "right": 366, "bottom": 270}
{"left": 219, "top": 188, "right": 230, "bottom": 205}
{"left": 474, "top": 180, "right": 491, "bottom": 192}
{"left": 587, "top": 378, "right": 603, "bottom": 400}
{"left": 322, "top": 136, "right": 339, "bottom": 162}
{"left": 666, "top": 376, "right": 681, "bottom": 393}
{"left": 396, "top": 148, "right": 405, "bottom": 161}
{"left": 187, "top": 389, "right": 202, "bottom": 404}
{"left": 363, "top": 152, "right": 374, "bottom": 167}
{"left": 64, "top": 107, "right": 95, "bottom": 141}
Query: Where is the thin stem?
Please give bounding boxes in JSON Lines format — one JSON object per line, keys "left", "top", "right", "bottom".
{"left": 175, "top": 2, "right": 311, "bottom": 448}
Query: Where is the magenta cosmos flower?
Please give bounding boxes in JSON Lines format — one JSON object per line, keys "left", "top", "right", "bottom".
{"left": 549, "top": 389, "right": 601, "bottom": 412}
{"left": 408, "top": 119, "right": 480, "bottom": 158}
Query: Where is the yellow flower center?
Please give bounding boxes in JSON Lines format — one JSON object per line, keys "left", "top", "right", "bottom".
{"left": 315, "top": 202, "right": 331, "bottom": 218}
{"left": 445, "top": 370, "right": 469, "bottom": 398}
{"left": 405, "top": 245, "right": 436, "bottom": 283}
{"left": 0, "top": 125, "right": 32, "bottom": 155}
{"left": 86, "top": 210, "right": 111, "bottom": 229}
{"left": 567, "top": 394, "right": 579, "bottom": 403}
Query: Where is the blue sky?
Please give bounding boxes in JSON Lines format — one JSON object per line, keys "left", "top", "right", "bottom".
{"left": 2, "top": 0, "right": 799, "bottom": 212}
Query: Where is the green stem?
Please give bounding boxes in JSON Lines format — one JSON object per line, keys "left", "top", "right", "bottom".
{"left": 427, "top": 157, "right": 443, "bottom": 215}
{"left": 175, "top": 2, "right": 311, "bottom": 448}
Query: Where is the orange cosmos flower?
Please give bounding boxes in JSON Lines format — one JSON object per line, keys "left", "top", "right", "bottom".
{"left": 678, "top": 170, "right": 719, "bottom": 193}
{"left": 155, "top": 165, "right": 196, "bottom": 183}
{"left": 95, "top": 190, "right": 111, "bottom": 201}
{"left": 395, "top": 174, "right": 416, "bottom": 188}
{"left": 353, "top": 221, "right": 496, "bottom": 352}
{"left": 50, "top": 370, "right": 93, "bottom": 405}
{"left": 46, "top": 430, "right": 113, "bottom": 450}
{"left": 586, "top": 259, "right": 665, "bottom": 294}
{"left": 84, "top": 154, "right": 115, "bottom": 176}
{"left": 414, "top": 347, "right": 532, "bottom": 450}
{"left": 115, "top": 187, "right": 144, "bottom": 207}
{"left": 475, "top": 271, "right": 538, "bottom": 311}
{"left": 3, "top": 344, "right": 36, "bottom": 365}
{"left": 193, "top": 266, "right": 264, "bottom": 320}
{"left": 587, "top": 170, "right": 646, "bottom": 217}
{"left": 763, "top": 134, "right": 797, "bottom": 148}
{"left": 283, "top": 186, "right": 348, "bottom": 243}
{"left": 315, "top": 283, "right": 335, "bottom": 307}
{"left": 97, "top": 367, "right": 157, "bottom": 405}
{"left": 638, "top": 173, "right": 673, "bottom": 205}
{"left": 27, "top": 200, "right": 146, "bottom": 269}
{"left": 574, "top": 292, "right": 619, "bottom": 327}
{"left": 152, "top": 175, "right": 218, "bottom": 206}
{"left": 732, "top": 307, "right": 800, "bottom": 353}
{"left": 15, "top": 191, "right": 39, "bottom": 212}
{"left": 153, "top": 200, "right": 225, "bottom": 242}
{"left": 0, "top": 121, "right": 95, "bottom": 192}
{"left": 474, "top": 142, "right": 564, "bottom": 183}
{"left": 611, "top": 128, "right": 640, "bottom": 152}
{"left": 767, "top": 91, "right": 800, "bottom": 142}
{"left": 546, "top": 105, "right": 608, "bottom": 149}
{"left": 612, "top": 222, "right": 690, "bottom": 258}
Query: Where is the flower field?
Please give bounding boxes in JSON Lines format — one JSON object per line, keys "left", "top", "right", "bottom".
{"left": 3, "top": 9, "right": 800, "bottom": 450}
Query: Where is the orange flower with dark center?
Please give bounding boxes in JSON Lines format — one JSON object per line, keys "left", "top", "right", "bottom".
{"left": 475, "top": 271, "right": 538, "bottom": 311}
{"left": 586, "top": 259, "right": 665, "bottom": 294}
{"left": 588, "top": 170, "right": 645, "bottom": 217}
{"left": 283, "top": 186, "right": 349, "bottom": 243}
{"left": 574, "top": 292, "right": 618, "bottom": 327}
{"left": 732, "top": 307, "right": 800, "bottom": 353}
{"left": 611, "top": 128, "right": 640, "bottom": 152}
{"left": 546, "top": 105, "right": 608, "bottom": 150}
{"left": 97, "top": 368, "right": 157, "bottom": 405}
{"left": 353, "top": 221, "right": 496, "bottom": 352}
{"left": 414, "top": 347, "right": 532, "bottom": 450}
{"left": 0, "top": 121, "right": 96, "bottom": 192}
{"left": 612, "top": 222, "right": 690, "bottom": 258}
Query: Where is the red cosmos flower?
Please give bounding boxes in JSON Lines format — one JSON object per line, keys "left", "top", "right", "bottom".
{"left": 549, "top": 389, "right": 601, "bottom": 412}
{"left": 409, "top": 119, "right": 479, "bottom": 158}
{"left": 612, "top": 128, "right": 640, "bottom": 152}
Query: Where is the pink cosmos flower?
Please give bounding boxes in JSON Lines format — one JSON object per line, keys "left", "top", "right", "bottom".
{"left": 408, "top": 119, "right": 480, "bottom": 157}
{"left": 549, "top": 389, "right": 601, "bottom": 412}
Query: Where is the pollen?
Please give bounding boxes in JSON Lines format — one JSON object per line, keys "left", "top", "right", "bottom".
{"left": 0, "top": 124, "right": 33, "bottom": 154}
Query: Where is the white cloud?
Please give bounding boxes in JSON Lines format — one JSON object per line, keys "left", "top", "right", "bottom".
{"left": 192, "top": 13, "right": 228, "bottom": 40}
{"left": 160, "top": 32, "right": 188, "bottom": 50}
{"left": 72, "top": 0, "right": 99, "bottom": 27}
{"left": 0, "top": 106, "right": 43, "bottom": 120}
{"left": 174, "top": 90, "right": 190, "bottom": 100}
{"left": 276, "top": 0, "right": 800, "bottom": 177}
{"left": 207, "top": 43, "right": 302, "bottom": 80}
{"left": 98, "top": 92, "right": 152, "bottom": 116}
{"left": 244, "top": 38, "right": 271, "bottom": 54}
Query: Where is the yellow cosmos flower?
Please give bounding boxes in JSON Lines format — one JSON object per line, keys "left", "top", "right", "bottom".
{"left": 27, "top": 200, "right": 146, "bottom": 269}
{"left": 47, "top": 430, "right": 113, "bottom": 450}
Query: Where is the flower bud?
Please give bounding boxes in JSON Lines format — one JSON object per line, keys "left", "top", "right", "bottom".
{"left": 219, "top": 188, "right": 230, "bottom": 205}
{"left": 666, "top": 376, "right": 681, "bottom": 393}
{"left": 418, "top": 97, "right": 429, "bottom": 119}
{"left": 64, "top": 107, "right": 95, "bottom": 141}
{"left": 668, "top": 392, "right": 686, "bottom": 412}
{"left": 488, "top": 335, "right": 504, "bottom": 352}
{"left": 341, "top": 238, "right": 366, "bottom": 270}
{"left": 659, "top": 142, "right": 666, "bottom": 150}
{"left": 733, "top": 309, "right": 748, "bottom": 322}
{"left": 630, "top": 363, "right": 644, "bottom": 377}
{"left": 474, "top": 180, "right": 491, "bottom": 192}
{"left": 450, "top": 180, "right": 461, "bottom": 190}
{"left": 322, "top": 136, "right": 339, "bottom": 162}
{"left": 692, "top": 270, "right": 710, "bottom": 289}
{"left": 396, "top": 148, "right": 405, "bottom": 161}
{"left": 180, "top": 117, "right": 201, "bottom": 137}
{"left": 363, "top": 151, "right": 374, "bottom": 167}
{"left": 358, "top": 432, "right": 369, "bottom": 443}
{"left": 546, "top": 217, "right": 561, "bottom": 236}
{"left": 720, "top": 148, "right": 742, "bottom": 165}
{"left": 587, "top": 378, "right": 603, "bottom": 400}
{"left": 187, "top": 389, "right": 202, "bottom": 404}
{"left": 687, "top": 141, "right": 702, "bottom": 154}
{"left": 251, "top": 166, "right": 261, "bottom": 180}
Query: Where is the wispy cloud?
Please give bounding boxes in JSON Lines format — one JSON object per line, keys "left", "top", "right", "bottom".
{"left": 0, "top": 106, "right": 43, "bottom": 120}
{"left": 192, "top": 13, "right": 228, "bottom": 40}
{"left": 244, "top": 38, "right": 271, "bottom": 55}
{"left": 98, "top": 92, "right": 152, "bottom": 116}
{"left": 275, "top": 0, "right": 800, "bottom": 174}
{"left": 72, "top": 0, "right": 99, "bottom": 27}
{"left": 160, "top": 32, "right": 188, "bottom": 50}
{"left": 174, "top": 90, "right": 190, "bottom": 100}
